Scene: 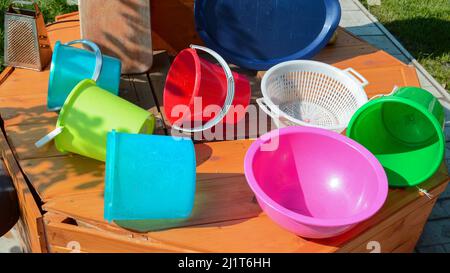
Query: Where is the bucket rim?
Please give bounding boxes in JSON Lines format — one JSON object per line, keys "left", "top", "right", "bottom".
{"left": 244, "top": 126, "right": 389, "bottom": 228}
{"left": 347, "top": 95, "right": 445, "bottom": 187}
{"left": 56, "top": 79, "right": 97, "bottom": 129}
{"left": 47, "top": 40, "right": 62, "bottom": 109}
{"left": 104, "top": 130, "right": 118, "bottom": 222}
{"left": 54, "top": 79, "right": 96, "bottom": 153}
{"left": 163, "top": 48, "right": 202, "bottom": 124}
{"left": 260, "top": 60, "right": 369, "bottom": 132}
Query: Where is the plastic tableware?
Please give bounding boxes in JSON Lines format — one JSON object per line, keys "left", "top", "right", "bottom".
{"left": 258, "top": 60, "right": 369, "bottom": 133}
{"left": 36, "top": 79, "right": 155, "bottom": 162}
{"left": 244, "top": 126, "right": 388, "bottom": 239}
{"left": 163, "top": 45, "right": 251, "bottom": 133}
{"left": 47, "top": 39, "right": 121, "bottom": 111}
{"left": 195, "top": 0, "right": 341, "bottom": 70}
{"left": 347, "top": 86, "right": 445, "bottom": 187}
{"left": 104, "top": 131, "right": 196, "bottom": 222}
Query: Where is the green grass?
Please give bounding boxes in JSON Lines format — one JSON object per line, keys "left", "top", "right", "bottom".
{"left": 0, "top": 0, "right": 78, "bottom": 71}
{"left": 361, "top": 0, "right": 450, "bottom": 90}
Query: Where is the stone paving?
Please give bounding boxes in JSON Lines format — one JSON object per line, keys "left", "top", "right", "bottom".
{"left": 0, "top": 0, "right": 449, "bottom": 253}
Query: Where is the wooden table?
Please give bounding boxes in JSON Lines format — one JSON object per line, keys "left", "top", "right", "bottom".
{"left": 0, "top": 10, "right": 448, "bottom": 253}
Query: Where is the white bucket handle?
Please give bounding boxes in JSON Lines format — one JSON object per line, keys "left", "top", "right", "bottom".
{"left": 343, "top": 68, "right": 369, "bottom": 87}
{"left": 35, "top": 127, "right": 64, "bottom": 148}
{"left": 171, "top": 44, "right": 235, "bottom": 133}
{"left": 370, "top": 85, "right": 399, "bottom": 101}
{"left": 65, "top": 39, "right": 103, "bottom": 82}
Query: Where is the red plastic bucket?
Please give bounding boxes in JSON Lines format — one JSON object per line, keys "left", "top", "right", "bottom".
{"left": 163, "top": 45, "right": 251, "bottom": 132}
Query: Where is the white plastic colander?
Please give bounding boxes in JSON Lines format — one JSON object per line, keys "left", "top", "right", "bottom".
{"left": 258, "top": 60, "right": 369, "bottom": 133}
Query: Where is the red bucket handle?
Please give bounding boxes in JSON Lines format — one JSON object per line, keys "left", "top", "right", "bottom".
{"left": 171, "top": 45, "right": 235, "bottom": 133}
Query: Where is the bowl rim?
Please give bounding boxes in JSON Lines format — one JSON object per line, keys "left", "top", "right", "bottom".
{"left": 346, "top": 95, "right": 445, "bottom": 187}
{"left": 244, "top": 126, "right": 389, "bottom": 227}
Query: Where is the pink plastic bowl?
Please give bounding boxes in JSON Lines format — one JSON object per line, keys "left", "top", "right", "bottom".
{"left": 244, "top": 126, "right": 388, "bottom": 239}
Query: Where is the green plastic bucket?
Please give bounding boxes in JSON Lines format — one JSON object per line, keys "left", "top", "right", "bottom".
{"left": 347, "top": 86, "right": 445, "bottom": 187}
{"left": 36, "top": 79, "right": 155, "bottom": 161}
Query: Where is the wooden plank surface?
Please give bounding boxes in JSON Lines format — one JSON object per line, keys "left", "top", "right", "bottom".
{"left": 20, "top": 139, "right": 251, "bottom": 201}
{"left": 0, "top": 129, "right": 44, "bottom": 252}
{"left": 0, "top": 13, "right": 446, "bottom": 253}
{"left": 0, "top": 95, "right": 57, "bottom": 128}
{"left": 341, "top": 198, "right": 437, "bottom": 253}
{"left": 41, "top": 154, "right": 449, "bottom": 253}
{"left": 43, "top": 181, "right": 447, "bottom": 253}
{"left": 0, "top": 19, "right": 79, "bottom": 129}
{"left": 45, "top": 220, "right": 197, "bottom": 253}
{"left": 0, "top": 67, "right": 15, "bottom": 85}
{"left": 43, "top": 174, "right": 261, "bottom": 233}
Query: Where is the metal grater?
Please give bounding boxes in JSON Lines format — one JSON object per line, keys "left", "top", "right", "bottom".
{"left": 4, "top": 1, "right": 51, "bottom": 71}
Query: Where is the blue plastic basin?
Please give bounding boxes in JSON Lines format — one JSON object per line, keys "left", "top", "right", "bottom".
{"left": 195, "top": 0, "right": 341, "bottom": 70}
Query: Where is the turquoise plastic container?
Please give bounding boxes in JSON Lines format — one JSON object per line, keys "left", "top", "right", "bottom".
{"left": 104, "top": 131, "right": 196, "bottom": 222}
{"left": 47, "top": 39, "right": 121, "bottom": 111}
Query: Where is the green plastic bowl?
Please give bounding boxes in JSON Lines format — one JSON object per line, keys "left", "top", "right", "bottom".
{"left": 347, "top": 87, "right": 445, "bottom": 187}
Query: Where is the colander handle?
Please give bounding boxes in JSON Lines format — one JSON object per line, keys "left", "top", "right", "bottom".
{"left": 65, "top": 39, "right": 103, "bottom": 82}
{"left": 35, "top": 127, "right": 64, "bottom": 148}
{"left": 343, "top": 68, "right": 369, "bottom": 87}
{"left": 171, "top": 45, "right": 235, "bottom": 133}
{"left": 256, "top": 98, "right": 281, "bottom": 121}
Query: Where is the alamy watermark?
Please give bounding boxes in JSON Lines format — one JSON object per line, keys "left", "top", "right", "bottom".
{"left": 168, "top": 99, "right": 282, "bottom": 151}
